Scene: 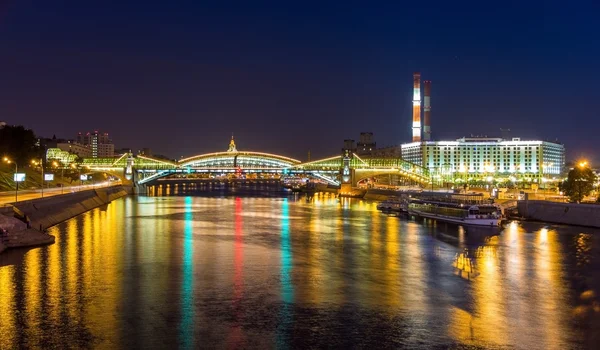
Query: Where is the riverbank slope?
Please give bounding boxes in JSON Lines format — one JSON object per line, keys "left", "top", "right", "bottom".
{"left": 0, "top": 185, "right": 129, "bottom": 254}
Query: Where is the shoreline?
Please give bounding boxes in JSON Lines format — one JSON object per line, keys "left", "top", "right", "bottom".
{"left": 0, "top": 185, "right": 129, "bottom": 254}
{"left": 1, "top": 228, "right": 55, "bottom": 252}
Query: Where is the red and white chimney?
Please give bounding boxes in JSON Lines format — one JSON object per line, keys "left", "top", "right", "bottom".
{"left": 423, "top": 80, "right": 431, "bottom": 141}
{"left": 412, "top": 72, "right": 421, "bottom": 142}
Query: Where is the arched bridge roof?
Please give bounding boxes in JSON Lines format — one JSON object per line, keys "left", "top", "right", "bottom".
{"left": 178, "top": 151, "right": 301, "bottom": 169}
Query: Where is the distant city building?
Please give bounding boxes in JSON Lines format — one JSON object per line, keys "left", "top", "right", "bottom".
{"left": 342, "top": 139, "right": 356, "bottom": 154}
{"left": 57, "top": 141, "right": 93, "bottom": 158}
{"left": 38, "top": 135, "right": 69, "bottom": 151}
{"left": 353, "top": 132, "right": 401, "bottom": 158}
{"left": 356, "top": 132, "right": 376, "bottom": 155}
{"left": 97, "top": 143, "right": 115, "bottom": 158}
{"left": 401, "top": 136, "right": 565, "bottom": 183}
{"left": 369, "top": 145, "right": 401, "bottom": 158}
{"left": 115, "top": 148, "right": 132, "bottom": 155}
{"left": 76, "top": 131, "right": 114, "bottom": 158}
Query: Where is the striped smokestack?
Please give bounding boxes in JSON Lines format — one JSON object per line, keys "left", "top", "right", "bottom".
{"left": 423, "top": 80, "right": 431, "bottom": 141}
{"left": 412, "top": 72, "right": 421, "bottom": 142}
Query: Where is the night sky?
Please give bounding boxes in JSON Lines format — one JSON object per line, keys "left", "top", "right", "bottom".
{"left": 1, "top": 1, "right": 598, "bottom": 162}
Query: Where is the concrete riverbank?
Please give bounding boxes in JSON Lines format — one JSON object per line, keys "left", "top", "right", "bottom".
{"left": 0, "top": 185, "right": 129, "bottom": 254}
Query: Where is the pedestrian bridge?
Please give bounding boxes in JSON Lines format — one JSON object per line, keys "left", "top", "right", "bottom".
{"left": 80, "top": 137, "right": 430, "bottom": 188}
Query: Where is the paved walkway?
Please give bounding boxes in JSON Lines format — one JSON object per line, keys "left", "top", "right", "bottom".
{"left": 0, "top": 181, "right": 121, "bottom": 205}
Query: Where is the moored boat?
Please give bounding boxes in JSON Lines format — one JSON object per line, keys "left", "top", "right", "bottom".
{"left": 408, "top": 194, "right": 502, "bottom": 227}
{"left": 377, "top": 197, "right": 406, "bottom": 213}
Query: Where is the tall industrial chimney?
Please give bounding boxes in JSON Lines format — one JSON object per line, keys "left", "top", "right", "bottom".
{"left": 423, "top": 80, "right": 431, "bottom": 141}
{"left": 412, "top": 72, "right": 421, "bottom": 142}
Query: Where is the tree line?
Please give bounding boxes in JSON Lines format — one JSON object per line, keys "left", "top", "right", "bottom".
{"left": 0, "top": 125, "right": 41, "bottom": 165}
{"left": 559, "top": 165, "right": 598, "bottom": 203}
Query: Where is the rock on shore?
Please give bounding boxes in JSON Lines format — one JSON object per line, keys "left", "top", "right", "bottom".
{"left": 0, "top": 213, "right": 27, "bottom": 231}
{"left": 1, "top": 214, "right": 55, "bottom": 253}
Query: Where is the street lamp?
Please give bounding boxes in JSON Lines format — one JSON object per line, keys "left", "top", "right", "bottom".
{"left": 52, "top": 161, "right": 65, "bottom": 194}
{"left": 31, "top": 158, "right": 45, "bottom": 198}
{"left": 3, "top": 157, "right": 19, "bottom": 202}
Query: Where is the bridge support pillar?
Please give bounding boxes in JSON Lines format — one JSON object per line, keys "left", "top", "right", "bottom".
{"left": 340, "top": 148, "right": 356, "bottom": 187}
{"left": 338, "top": 147, "right": 359, "bottom": 195}
{"left": 132, "top": 170, "right": 147, "bottom": 195}
{"left": 340, "top": 183, "right": 353, "bottom": 193}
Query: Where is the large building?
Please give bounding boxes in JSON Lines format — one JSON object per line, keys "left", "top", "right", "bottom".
{"left": 77, "top": 131, "right": 114, "bottom": 158}
{"left": 402, "top": 137, "right": 564, "bottom": 180}
{"left": 401, "top": 73, "right": 565, "bottom": 185}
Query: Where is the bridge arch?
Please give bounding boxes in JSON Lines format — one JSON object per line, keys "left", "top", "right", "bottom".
{"left": 177, "top": 135, "right": 301, "bottom": 169}
{"left": 178, "top": 151, "right": 301, "bottom": 169}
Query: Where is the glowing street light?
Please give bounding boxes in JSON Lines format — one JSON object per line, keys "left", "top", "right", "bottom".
{"left": 4, "top": 157, "right": 19, "bottom": 202}
{"left": 31, "top": 158, "right": 45, "bottom": 198}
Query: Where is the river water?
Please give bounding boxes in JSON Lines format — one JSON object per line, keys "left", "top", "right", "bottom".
{"left": 1, "top": 194, "right": 599, "bottom": 349}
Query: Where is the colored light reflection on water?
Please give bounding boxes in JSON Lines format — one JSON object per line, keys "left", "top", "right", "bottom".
{"left": 277, "top": 198, "right": 293, "bottom": 348}
{"left": 179, "top": 196, "right": 194, "bottom": 349}
{"left": 0, "top": 195, "right": 599, "bottom": 349}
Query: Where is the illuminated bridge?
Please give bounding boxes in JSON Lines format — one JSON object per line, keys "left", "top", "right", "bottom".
{"left": 81, "top": 137, "right": 430, "bottom": 191}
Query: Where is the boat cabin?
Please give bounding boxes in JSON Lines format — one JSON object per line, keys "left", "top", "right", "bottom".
{"left": 467, "top": 205, "right": 500, "bottom": 218}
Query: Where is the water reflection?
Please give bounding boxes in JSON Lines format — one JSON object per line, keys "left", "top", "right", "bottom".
{"left": 277, "top": 198, "right": 293, "bottom": 348}
{"left": 0, "top": 196, "right": 599, "bottom": 349}
{"left": 180, "top": 196, "right": 194, "bottom": 349}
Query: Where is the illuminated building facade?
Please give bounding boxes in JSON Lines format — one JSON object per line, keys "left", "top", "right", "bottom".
{"left": 76, "top": 131, "right": 114, "bottom": 158}
{"left": 401, "top": 137, "right": 565, "bottom": 185}
{"left": 46, "top": 148, "right": 79, "bottom": 165}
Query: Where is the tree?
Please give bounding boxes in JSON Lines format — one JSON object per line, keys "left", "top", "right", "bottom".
{"left": 0, "top": 125, "right": 40, "bottom": 165}
{"left": 559, "top": 165, "right": 597, "bottom": 203}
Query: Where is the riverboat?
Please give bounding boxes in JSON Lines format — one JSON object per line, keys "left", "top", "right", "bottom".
{"left": 377, "top": 197, "right": 406, "bottom": 213}
{"left": 408, "top": 194, "right": 502, "bottom": 227}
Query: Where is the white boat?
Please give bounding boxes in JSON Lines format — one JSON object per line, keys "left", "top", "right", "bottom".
{"left": 408, "top": 195, "right": 502, "bottom": 227}
{"left": 377, "top": 197, "right": 405, "bottom": 212}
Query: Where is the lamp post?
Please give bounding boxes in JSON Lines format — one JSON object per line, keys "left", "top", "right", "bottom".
{"left": 51, "top": 161, "right": 60, "bottom": 193}
{"left": 31, "top": 159, "right": 44, "bottom": 198}
{"left": 3, "top": 157, "right": 19, "bottom": 202}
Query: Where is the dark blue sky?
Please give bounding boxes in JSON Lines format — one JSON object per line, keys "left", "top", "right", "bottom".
{"left": 1, "top": 1, "right": 598, "bottom": 162}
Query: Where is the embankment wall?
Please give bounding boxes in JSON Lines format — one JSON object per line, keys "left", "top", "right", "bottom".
{"left": 12, "top": 185, "right": 129, "bottom": 230}
{"left": 518, "top": 200, "right": 600, "bottom": 228}
{"left": 364, "top": 189, "right": 400, "bottom": 201}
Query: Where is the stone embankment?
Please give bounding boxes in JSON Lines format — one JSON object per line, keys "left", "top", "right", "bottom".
{"left": 0, "top": 185, "right": 129, "bottom": 254}
{"left": 518, "top": 200, "right": 600, "bottom": 228}
{"left": 364, "top": 189, "right": 400, "bottom": 201}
